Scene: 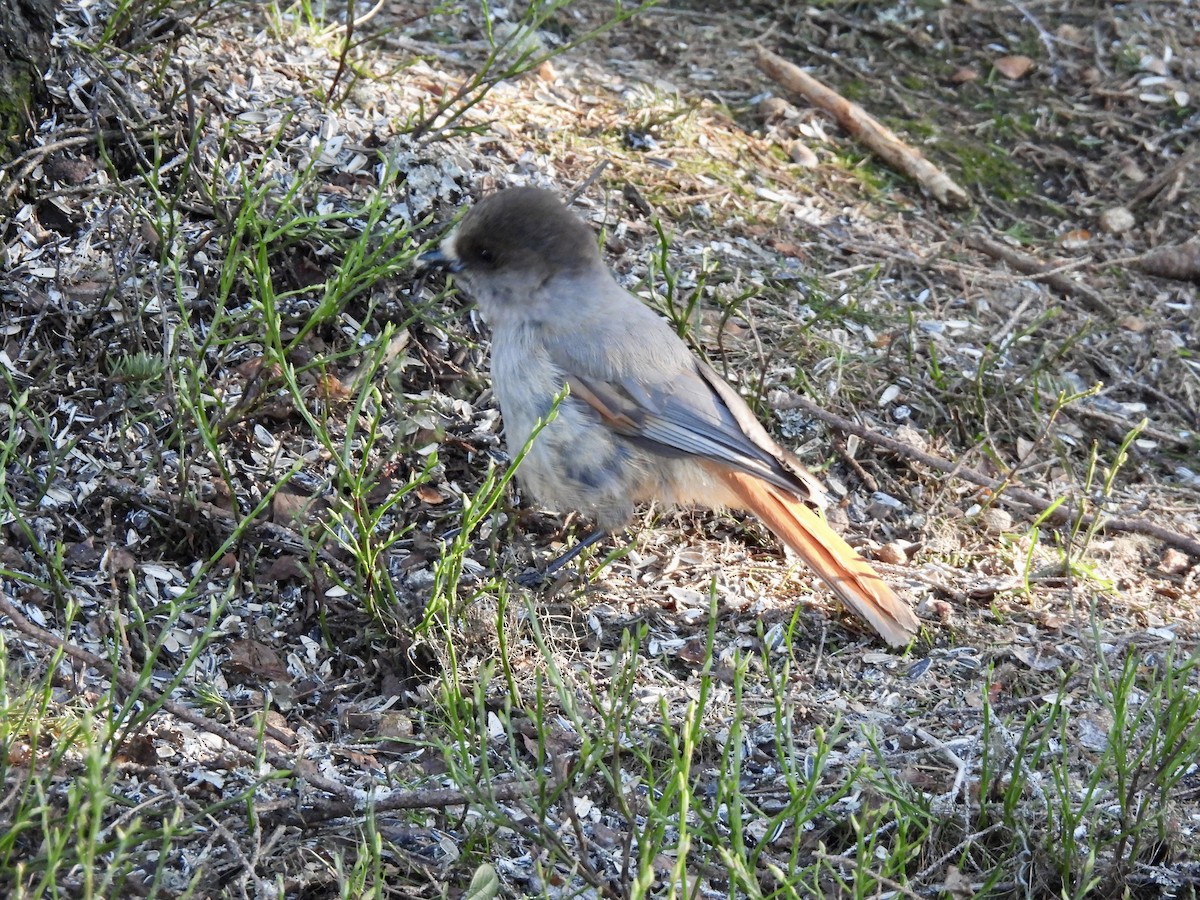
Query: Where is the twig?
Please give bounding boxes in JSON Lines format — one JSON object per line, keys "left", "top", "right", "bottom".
{"left": 915, "top": 822, "right": 1008, "bottom": 883}
{"left": 104, "top": 476, "right": 353, "bottom": 576}
{"left": 318, "top": 0, "right": 387, "bottom": 38}
{"left": 555, "top": 757, "right": 615, "bottom": 895}
{"left": 875, "top": 562, "right": 970, "bottom": 605}
{"left": 0, "top": 592, "right": 554, "bottom": 819}
{"left": 566, "top": 159, "right": 610, "bottom": 205}
{"left": 288, "top": 779, "right": 558, "bottom": 821}
{"left": 963, "top": 233, "right": 1114, "bottom": 317}
{"left": 815, "top": 851, "right": 924, "bottom": 899}
{"left": 999, "top": 0, "right": 1060, "bottom": 81}
{"left": 326, "top": 0, "right": 356, "bottom": 101}
{"left": 778, "top": 394, "right": 1200, "bottom": 560}
{"left": 0, "top": 592, "right": 356, "bottom": 801}
{"left": 1130, "top": 146, "right": 1200, "bottom": 208}
{"left": 1069, "top": 404, "right": 1192, "bottom": 448}
{"left": 913, "top": 726, "right": 968, "bottom": 810}
{"left": 990, "top": 289, "right": 1037, "bottom": 352}
{"left": 1, "top": 132, "right": 120, "bottom": 202}
{"left": 752, "top": 44, "right": 969, "bottom": 209}
{"left": 831, "top": 436, "right": 878, "bottom": 492}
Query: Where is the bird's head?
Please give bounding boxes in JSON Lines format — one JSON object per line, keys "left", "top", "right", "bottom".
{"left": 422, "top": 188, "right": 605, "bottom": 321}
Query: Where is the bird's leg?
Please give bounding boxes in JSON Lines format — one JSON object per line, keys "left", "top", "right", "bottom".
{"left": 544, "top": 528, "right": 609, "bottom": 575}
{"left": 516, "top": 528, "right": 609, "bottom": 586}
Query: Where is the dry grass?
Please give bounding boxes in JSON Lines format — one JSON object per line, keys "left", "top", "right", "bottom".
{"left": 1, "top": 0, "right": 1198, "bottom": 896}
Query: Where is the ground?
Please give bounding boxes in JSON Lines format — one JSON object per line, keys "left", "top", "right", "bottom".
{"left": 1, "top": 0, "right": 1199, "bottom": 897}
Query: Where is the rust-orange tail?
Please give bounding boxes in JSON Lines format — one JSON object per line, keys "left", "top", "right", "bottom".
{"left": 718, "top": 470, "right": 919, "bottom": 647}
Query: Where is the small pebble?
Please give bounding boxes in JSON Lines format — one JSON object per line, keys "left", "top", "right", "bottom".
{"left": 1099, "top": 206, "right": 1135, "bottom": 234}
{"left": 980, "top": 507, "right": 1013, "bottom": 533}
{"left": 788, "top": 141, "right": 818, "bottom": 167}
{"left": 1160, "top": 548, "right": 1190, "bottom": 576}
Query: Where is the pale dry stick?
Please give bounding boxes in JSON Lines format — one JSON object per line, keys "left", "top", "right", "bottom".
{"left": 913, "top": 726, "right": 968, "bottom": 812}
{"left": 1130, "top": 146, "right": 1200, "bottom": 208}
{"left": 1, "top": 132, "right": 116, "bottom": 202}
{"left": 1070, "top": 404, "right": 1192, "bottom": 448}
{"left": 914, "top": 822, "right": 1008, "bottom": 884}
{"left": 989, "top": 289, "right": 1038, "bottom": 353}
{"left": 777, "top": 394, "right": 1200, "bottom": 560}
{"left": 1000, "top": 0, "right": 1060, "bottom": 78}
{"left": 963, "top": 232, "right": 1114, "bottom": 318}
{"left": 752, "top": 44, "right": 970, "bottom": 209}
{"left": 318, "top": 0, "right": 387, "bottom": 38}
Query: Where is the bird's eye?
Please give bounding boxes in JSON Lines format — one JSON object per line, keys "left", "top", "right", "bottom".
{"left": 478, "top": 248, "right": 495, "bottom": 263}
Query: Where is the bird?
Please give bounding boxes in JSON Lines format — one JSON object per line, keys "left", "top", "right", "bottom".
{"left": 422, "top": 187, "right": 919, "bottom": 647}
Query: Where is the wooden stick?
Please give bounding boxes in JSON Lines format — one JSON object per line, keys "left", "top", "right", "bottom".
{"left": 964, "top": 233, "right": 1115, "bottom": 318}
{"left": 753, "top": 44, "right": 970, "bottom": 209}
{"left": 778, "top": 394, "right": 1200, "bottom": 560}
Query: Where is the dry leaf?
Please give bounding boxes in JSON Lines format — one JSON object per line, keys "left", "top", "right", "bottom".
{"left": 107, "top": 547, "right": 138, "bottom": 573}
{"left": 1119, "top": 156, "right": 1147, "bottom": 182}
{"left": 316, "top": 372, "right": 350, "bottom": 401}
{"left": 1118, "top": 315, "right": 1148, "bottom": 332}
{"left": 1055, "top": 24, "right": 1085, "bottom": 43}
{"left": 875, "top": 542, "right": 908, "bottom": 565}
{"left": 980, "top": 508, "right": 1013, "bottom": 533}
{"left": 994, "top": 55, "right": 1034, "bottom": 79}
{"left": 6, "top": 741, "right": 32, "bottom": 766}
{"left": 65, "top": 539, "right": 102, "bottom": 567}
{"left": 676, "top": 638, "right": 709, "bottom": 665}
{"left": 227, "top": 639, "right": 290, "bottom": 681}
{"left": 1058, "top": 229, "right": 1091, "bottom": 249}
{"left": 379, "top": 712, "right": 413, "bottom": 739}
{"left": 344, "top": 749, "right": 380, "bottom": 768}
{"left": 757, "top": 96, "right": 793, "bottom": 122}
{"left": 45, "top": 154, "right": 95, "bottom": 184}
{"left": 788, "top": 140, "right": 818, "bottom": 167}
{"left": 416, "top": 484, "right": 447, "bottom": 504}
{"left": 271, "top": 487, "right": 312, "bottom": 524}
{"left": 943, "top": 864, "right": 976, "bottom": 899}
{"left": 950, "top": 67, "right": 979, "bottom": 84}
{"left": 769, "top": 237, "right": 808, "bottom": 258}
{"left": 1011, "top": 644, "right": 1062, "bottom": 671}
{"left": 262, "top": 555, "right": 306, "bottom": 582}
{"left": 115, "top": 734, "right": 159, "bottom": 766}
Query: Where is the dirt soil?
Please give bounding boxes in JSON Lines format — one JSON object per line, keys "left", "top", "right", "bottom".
{"left": 1, "top": 0, "right": 1199, "bottom": 896}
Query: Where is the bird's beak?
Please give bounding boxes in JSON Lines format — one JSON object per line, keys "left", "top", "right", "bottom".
{"left": 418, "top": 247, "right": 464, "bottom": 273}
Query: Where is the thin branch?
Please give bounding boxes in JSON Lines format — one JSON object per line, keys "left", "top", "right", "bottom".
{"left": 779, "top": 394, "right": 1200, "bottom": 559}
{"left": 0, "top": 593, "right": 356, "bottom": 801}
{"left": 0, "top": 592, "right": 555, "bottom": 819}
{"left": 753, "top": 44, "right": 969, "bottom": 209}
{"left": 964, "top": 232, "right": 1115, "bottom": 318}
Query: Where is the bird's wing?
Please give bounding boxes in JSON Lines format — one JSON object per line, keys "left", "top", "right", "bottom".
{"left": 560, "top": 359, "right": 824, "bottom": 505}
{"left": 536, "top": 292, "right": 828, "bottom": 505}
